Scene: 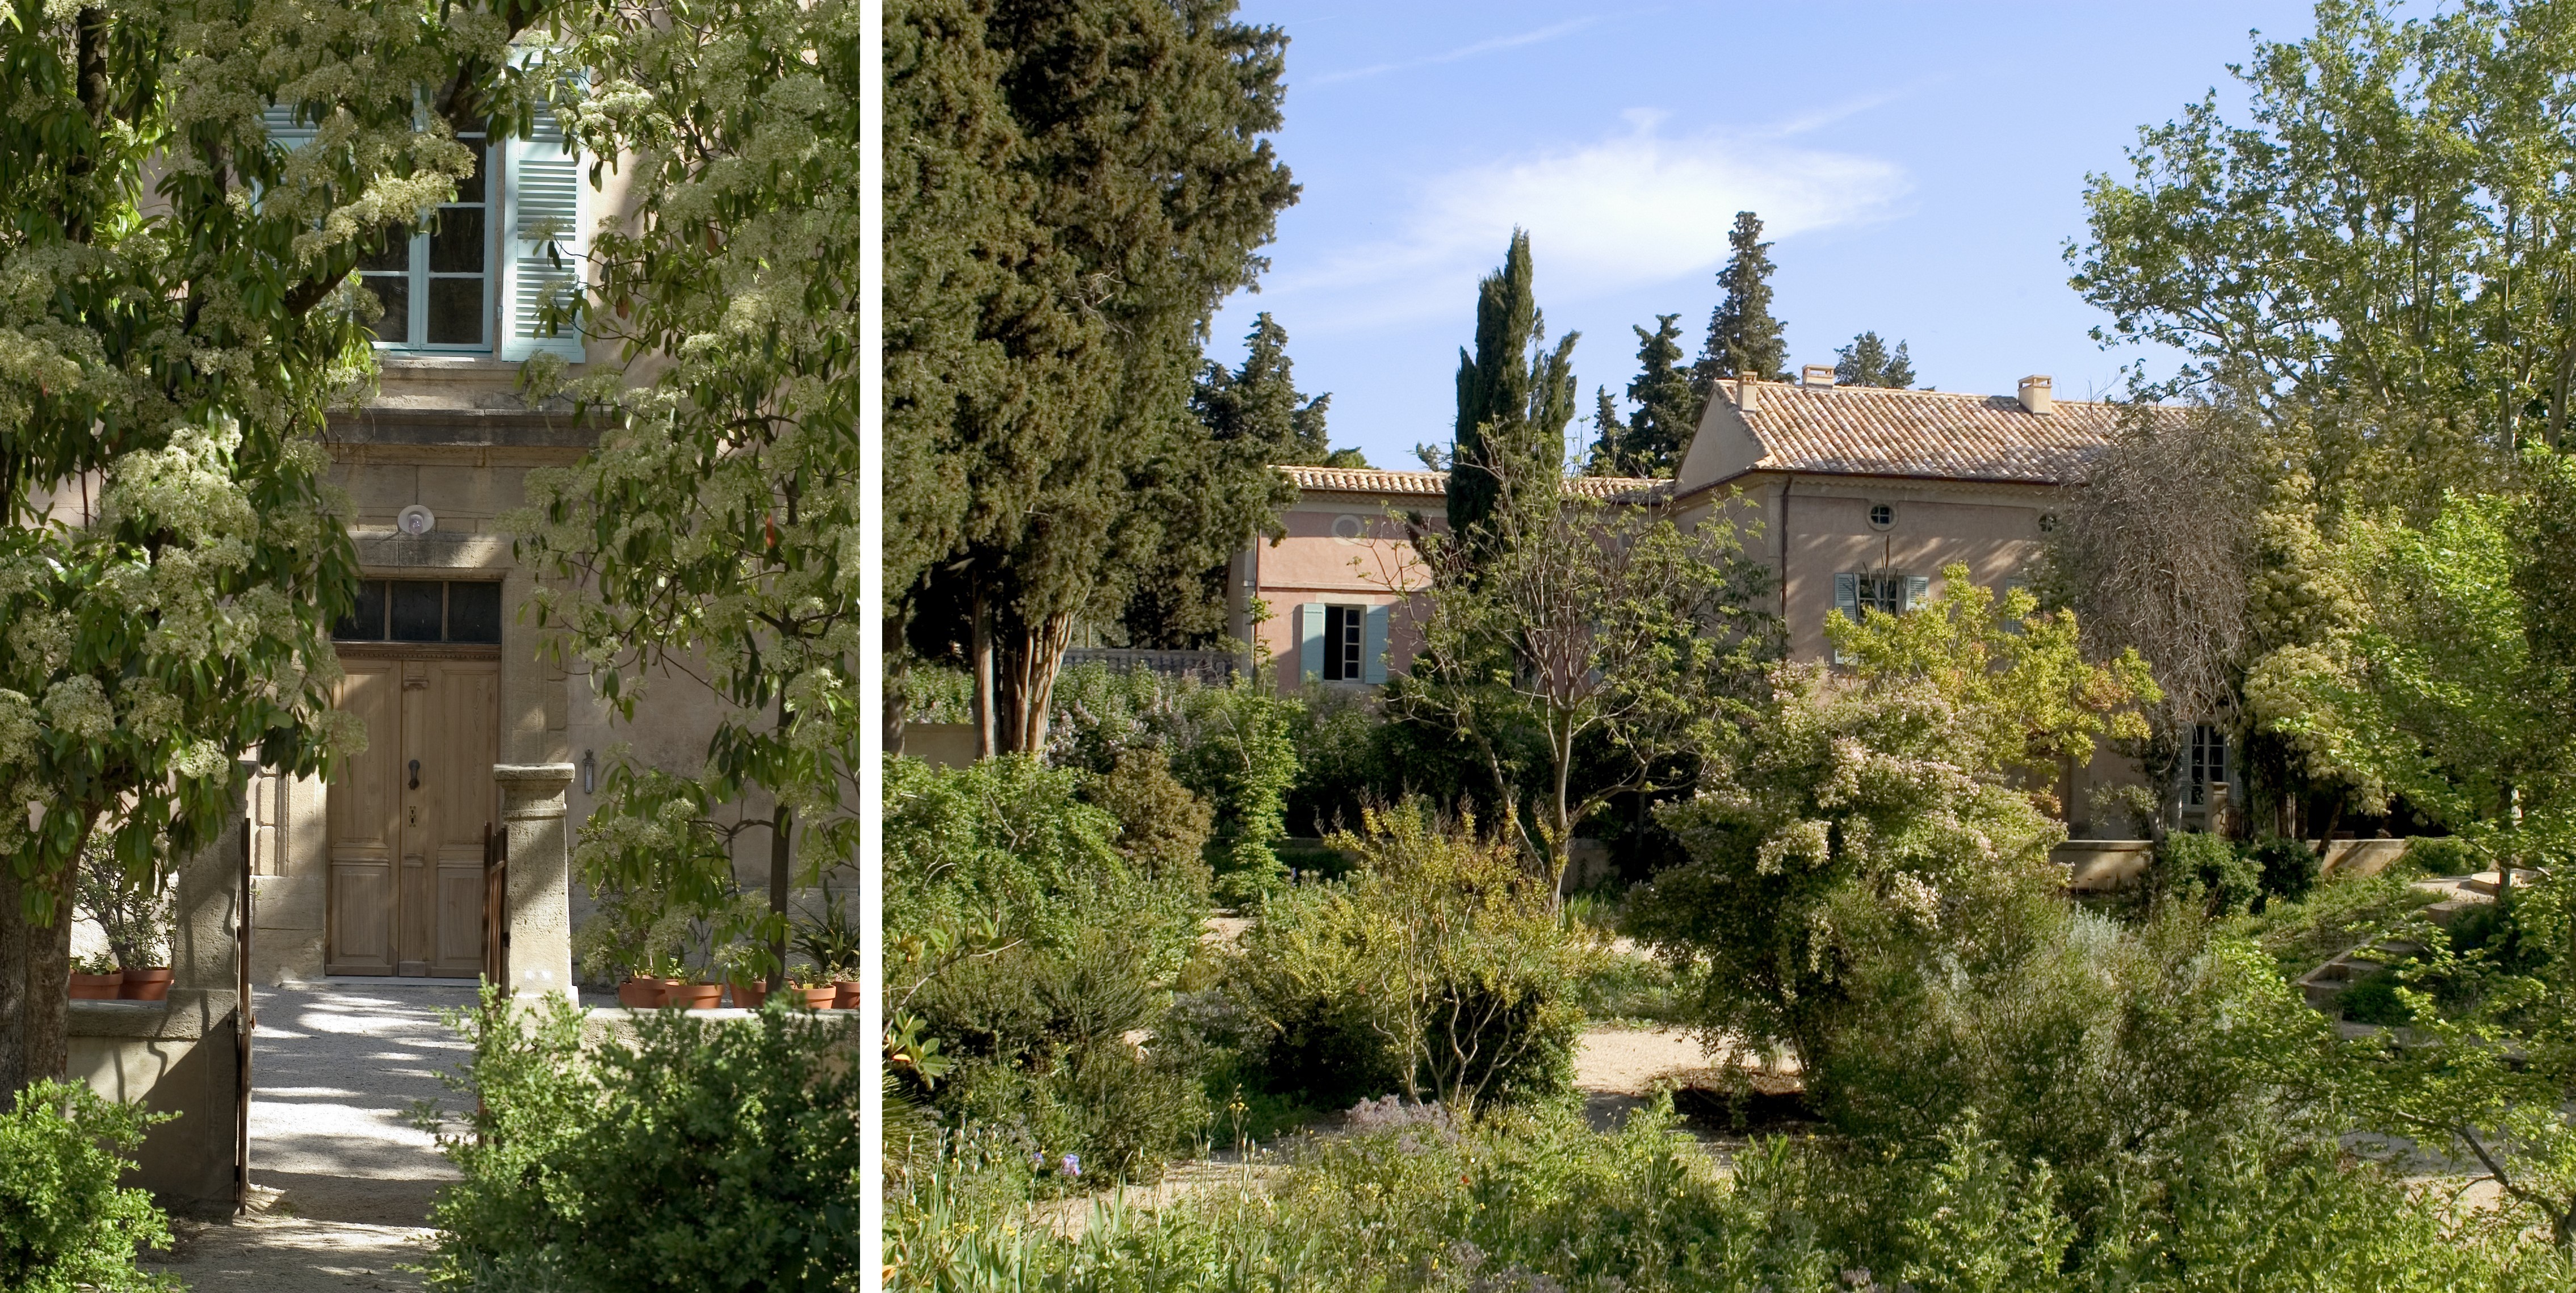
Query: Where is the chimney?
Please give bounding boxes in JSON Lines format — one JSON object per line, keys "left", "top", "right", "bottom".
{"left": 2017, "top": 375, "right": 2054, "bottom": 415}
{"left": 1735, "top": 374, "right": 1759, "bottom": 413}
{"left": 1801, "top": 364, "right": 1836, "bottom": 388}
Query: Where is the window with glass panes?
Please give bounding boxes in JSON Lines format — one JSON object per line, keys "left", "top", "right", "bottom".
{"left": 356, "top": 125, "right": 493, "bottom": 349}
{"left": 332, "top": 580, "right": 504, "bottom": 644}
{"left": 2188, "top": 724, "right": 2227, "bottom": 807}
{"left": 1322, "top": 605, "right": 1365, "bottom": 681}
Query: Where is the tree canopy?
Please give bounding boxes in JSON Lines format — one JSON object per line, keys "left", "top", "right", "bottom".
{"left": 886, "top": 0, "right": 1299, "bottom": 755}
{"left": 1586, "top": 314, "right": 1700, "bottom": 478}
{"left": 1834, "top": 331, "right": 1916, "bottom": 389}
{"left": 1448, "top": 229, "right": 1579, "bottom": 545}
{"left": 1692, "top": 211, "right": 1788, "bottom": 396}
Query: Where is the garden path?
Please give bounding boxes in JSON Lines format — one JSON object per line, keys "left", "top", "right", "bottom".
{"left": 145, "top": 980, "right": 480, "bottom": 1292}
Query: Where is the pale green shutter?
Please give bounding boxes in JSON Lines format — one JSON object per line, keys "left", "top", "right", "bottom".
{"left": 500, "top": 99, "right": 586, "bottom": 361}
{"left": 1832, "top": 573, "right": 1858, "bottom": 666}
{"left": 1298, "top": 604, "right": 1325, "bottom": 685}
{"left": 1362, "top": 604, "right": 1390, "bottom": 685}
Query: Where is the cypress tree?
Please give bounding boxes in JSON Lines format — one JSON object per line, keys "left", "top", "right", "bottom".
{"left": 1587, "top": 313, "right": 1700, "bottom": 477}
{"left": 1835, "top": 331, "right": 1918, "bottom": 388}
{"left": 1449, "top": 229, "right": 1579, "bottom": 543}
{"left": 1692, "top": 211, "right": 1789, "bottom": 398}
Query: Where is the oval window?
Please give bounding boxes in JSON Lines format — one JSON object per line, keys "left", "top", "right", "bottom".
{"left": 1331, "top": 514, "right": 1367, "bottom": 541}
{"left": 1868, "top": 503, "right": 1894, "bottom": 531}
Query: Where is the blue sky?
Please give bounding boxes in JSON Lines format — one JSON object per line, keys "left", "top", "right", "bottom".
{"left": 1207, "top": 1, "right": 2319, "bottom": 471}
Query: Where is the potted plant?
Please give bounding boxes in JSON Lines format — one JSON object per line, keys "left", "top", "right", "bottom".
{"left": 68, "top": 952, "right": 121, "bottom": 1001}
{"left": 715, "top": 938, "right": 779, "bottom": 1009}
{"left": 783, "top": 969, "right": 837, "bottom": 1010}
{"left": 574, "top": 884, "right": 689, "bottom": 1010}
{"left": 75, "top": 841, "right": 172, "bottom": 1001}
{"left": 792, "top": 887, "right": 863, "bottom": 1009}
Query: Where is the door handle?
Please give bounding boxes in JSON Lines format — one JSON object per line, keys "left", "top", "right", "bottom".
{"left": 409, "top": 759, "right": 420, "bottom": 790}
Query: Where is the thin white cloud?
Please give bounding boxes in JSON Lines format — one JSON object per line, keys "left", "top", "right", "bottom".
{"left": 1310, "top": 18, "right": 1600, "bottom": 86}
{"left": 1267, "top": 115, "right": 1911, "bottom": 332}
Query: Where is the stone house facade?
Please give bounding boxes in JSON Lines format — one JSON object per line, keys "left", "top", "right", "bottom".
{"left": 1235, "top": 372, "right": 2209, "bottom": 839}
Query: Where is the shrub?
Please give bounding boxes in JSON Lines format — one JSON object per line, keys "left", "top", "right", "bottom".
{"left": 907, "top": 932, "right": 1210, "bottom": 1180}
{"left": 2154, "top": 830, "right": 2259, "bottom": 916}
{"left": 1228, "top": 804, "right": 1600, "bottom": 1110}
{"left": 2405, "top": 834, "right": 2479, "bottom": 876}
{"left": 2338, "top": 967, "right": 2414, "bottom": 1026}
{"left": 2250, "top": 835, "right": 2321, "bottom": 904}
{"left": 1080, "top": 748, "right": 1214, "bottom": 879}
{"left": 0, "top": 1081, "right": 174, "bottom": 1293}
{"left": 884, "top": 753, "right": 1203, "bottom": 976}
{"left": 419, "top": 990, "right": 865, "bottom": 1292}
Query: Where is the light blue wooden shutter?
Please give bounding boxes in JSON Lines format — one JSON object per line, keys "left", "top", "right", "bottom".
{"left": 1831, "top": 573, "right": 1858, "bottom": 666}
{"left": 1297, "top": 604, "right": 1325, "bottom": 685}
{"left": 1904, "top": 574, "right": 1930, "bottom": 612}
{"left": 1362, "top": 605, "right": 1390, "bottom": 684}
{"left": 500, "top": 99, "right": 586, "bottom": 361}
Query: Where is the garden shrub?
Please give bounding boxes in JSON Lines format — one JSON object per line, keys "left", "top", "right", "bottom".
{"left": 1080, "top": 748, "right": 1214, "bottom": 879}
{"left": 1228, "top": 804, "right": 1599, "bottom": 1110}
{"left": 2249, "top": 834, "right": 2319, "bottom": 904}
{"left": 419, "top": 990, "right": 865, "bottom": 1292}
{"left": 907, "top": 931, "right": 1211, "bottom": 1180}
{"left": 2153, "top": 830, "right": 2259, "bottom": 916}
{"left": 884, "top": 753, "right": 1203, "bottom": 975}
{"left": 1046, "top": 664, "right": 1302, "bottom": 903}
{"left": 2405, "top": 834, "right": 2479, "bottom": 876}
{"left": 2338, "top": 966, "right": 2413, "bottom": 1025}
{"left": 0, "top": 1080, "right": 174, "bottom": 1293}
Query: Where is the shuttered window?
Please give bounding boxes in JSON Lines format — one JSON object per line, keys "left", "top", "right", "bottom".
{"left": 355, "top": 124, "right": 494, "bottom": 350}
{"left": 498, "top": 99, "right": 587, "bottom": 361}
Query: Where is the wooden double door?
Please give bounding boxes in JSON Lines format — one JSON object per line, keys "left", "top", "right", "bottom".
{"left": 327, "top": 656, "right": 500, "bottom": 977}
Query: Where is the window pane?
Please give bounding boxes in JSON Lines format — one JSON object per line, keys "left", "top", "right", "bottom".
{"left": 358, "top": 228, "right": 412, "bottom": 272}
{"left": 452, "top": 144, "right": 486, "bottom": 204}
{"left": 446, "top": 582, "right": 501, "bottom": 644}
{"left": 426, "top": 276, "right": 483, "bottom": 345}
{"left": 363, "top": 274, "right": 409, "bottom": 343}
{"left": 333, "top": 580, "right": 388, "bottom": 640}
{"left": 389, "top": 581, "right": 443, "bottom": 641}
{"left": 429, "top": 208, "right": 483, "bottom": 272}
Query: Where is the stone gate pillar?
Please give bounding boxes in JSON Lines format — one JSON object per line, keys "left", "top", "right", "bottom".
{"left": 493, "top": 763, "right": 577, "bottom": 1001}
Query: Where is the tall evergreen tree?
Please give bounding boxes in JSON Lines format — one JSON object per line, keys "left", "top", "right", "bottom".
{"left": 1449, "top": 229, "right": 1579, "bottom": 543}
{"left": 1692, "top": 211, "right": 1789, "bottom": 398}
{"left": 1121, "top": 313, "right": 1328, "bottom": 647}
{"left": 1835, "top": 331, "right": 1918, "bottom": 388}
{"left": 891, "top": 0, "right": 1299, "bottom": 754}
{"left": 1588, "top": 313, "right": 1701, "bottom": 477}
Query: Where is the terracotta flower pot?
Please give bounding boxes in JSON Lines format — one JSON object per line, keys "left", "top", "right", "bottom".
{"left": 119, "top": 968, "right": 173, "bottom": 1002}
{"left": 666, "top": 982, "right": 723, "bottom": 1010}
{"left": 832, "top": 980, "right": 863, "bottom": 1010}
{"left": 729, "top": 981, "right": 769, "bottom": 1009}
{"left": 791, "top": 985, "right": 837, "bottom": 1010}
{"left": 618, "top": 977, "right": 668, "bottom": 1009}
{"left": 69, "top": 971, "right": 123, "bottom": 1001}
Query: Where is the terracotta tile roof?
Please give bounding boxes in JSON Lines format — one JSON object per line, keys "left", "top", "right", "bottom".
{"left": 1277, "top": 465, "right": 1667, "bottom": 501}
{"left": 1728, "top": 381, "right": 2164, "bottom": 485}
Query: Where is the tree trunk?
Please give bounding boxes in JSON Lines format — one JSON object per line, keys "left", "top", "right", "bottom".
{"left": 999, "top": 611, "right": 1075, "bottom": 755}
{"left": 0, "top": 867, "right": 25, "bottom": 1095}
{"left": 767, "top": 803, "right": 793, "bottom": 993}
{"left": 971, "top": 584, "right": 995, "bottom": 761}
{"left": 20, "top": 860, "right": 77, "bottom": 1090}
{"left": 883, "top": 615, "right": 909, "bottom": 755}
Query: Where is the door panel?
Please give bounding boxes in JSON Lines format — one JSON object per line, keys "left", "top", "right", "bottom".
{"left": 326, "top": 662, "right": 401, "bottom": 975}
{"left": 427, "top": 662, "right": 498, "bottom": 976}
{"left": 329, "top": 652, "right": 499, "bottom": 979}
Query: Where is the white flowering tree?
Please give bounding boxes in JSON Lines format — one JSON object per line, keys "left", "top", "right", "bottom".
{"left": 511, "top": 0, "right": 861, "bottom": 986}
{"left": 0, "top": 0, "right": 554, "bottom": 1092}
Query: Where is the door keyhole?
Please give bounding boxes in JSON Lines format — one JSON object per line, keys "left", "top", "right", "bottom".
{"left": 409, "top": 758, "right": 421, "bottom": 790}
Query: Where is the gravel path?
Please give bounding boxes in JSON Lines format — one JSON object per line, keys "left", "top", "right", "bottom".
{"left": 146, "top": 981, "right": 481, "bottom": 1291}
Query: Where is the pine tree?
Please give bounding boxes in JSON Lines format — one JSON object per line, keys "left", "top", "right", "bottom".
{"left": 1692, "top": 211, "right": 1789, "bottom": 398}
{"left": 1450, "top": 229, "right": 1579, "bottom": 543}
{"left": 1835, "top": 331, "right": 1917, "bottom": 388}
{"left": 1588, "top": 313, "right": 1701, "bottom": 477}
{"left": 1121, "top": 313, "right": 1330, "bottom": 647}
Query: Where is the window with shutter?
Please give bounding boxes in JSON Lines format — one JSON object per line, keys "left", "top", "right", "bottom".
{"left": 500, "top": 99, "right": 586, "bottom": 362}
{"left": 354, "top": 122, "right": 495, "bottom": 350}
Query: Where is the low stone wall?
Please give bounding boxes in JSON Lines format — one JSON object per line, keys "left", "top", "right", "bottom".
{"left": 2321, "top": 838, "right": 2408, "bottom": 877}
{"left": 2054, "top": 839, "right": 2154, "bottom": 893}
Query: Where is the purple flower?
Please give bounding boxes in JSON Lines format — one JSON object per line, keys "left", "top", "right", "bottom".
{"left": 1060, "top": 1153, "right": 1081, "bottom": 1178}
